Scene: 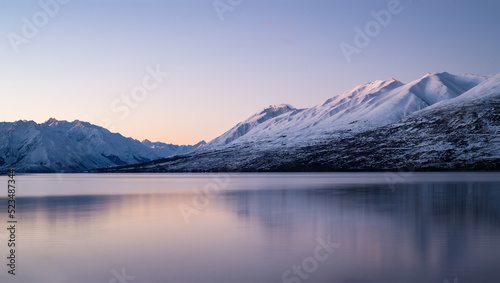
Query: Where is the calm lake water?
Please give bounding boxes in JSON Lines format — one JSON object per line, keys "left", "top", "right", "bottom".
{"left": 1, "top": 173, "right": 500, "bottom": 283}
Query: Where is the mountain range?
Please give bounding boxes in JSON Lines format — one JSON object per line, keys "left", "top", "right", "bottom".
{"left": 0, "top": 119, "right": 204, "bottom": 172}
{"left": 2, "top": 71, "right": 499, "bottom": 172}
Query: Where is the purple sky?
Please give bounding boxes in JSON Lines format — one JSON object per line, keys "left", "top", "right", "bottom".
{"left": 1, "top": 0, "right": 499, "bottom": 144}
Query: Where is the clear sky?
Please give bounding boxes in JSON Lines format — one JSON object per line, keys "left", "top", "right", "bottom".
{"left": 1, "top": 0, "right": 499, "bottom": 144}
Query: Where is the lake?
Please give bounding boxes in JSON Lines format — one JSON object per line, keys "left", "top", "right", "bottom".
{"left": 1, "top": 172, "right": 500, "bottom": 283}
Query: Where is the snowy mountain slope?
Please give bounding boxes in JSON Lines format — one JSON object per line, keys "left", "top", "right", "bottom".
{"left": 206, "top": 104, "right": 297, "bottom": 147}
{"left": 142, "top": 139, "right": 206, "bottom": 157}
{"left": 202, "top": 72, "right": 486, "bottom": 151}
{"left": 99, "top": 73, "right": 498, "bottom": 173}
{"left": 292, "top": 72, "right": 500, "bottom": 171}
{"left": 430, "top": 72, "right": 500, "bottom": 107}
{"left": 405, "top": 72, "right": 486, "bottom": 105}
{"left": 0, "top": 119, "right": 202, "bottom": 172}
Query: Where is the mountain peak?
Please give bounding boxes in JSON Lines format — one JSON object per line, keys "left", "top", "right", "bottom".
{"left": 249, "top": 104, "right": 296, "bottom": 123}
{"left": 373, "top": 77, "right": 399, "bottom": 84}
{"left": 407, "top": 72, "right": 488, "bottom": 105}
{"left": 420, "top": 72, "right": 488, "bottom": 84}
{"left": 451, "top": 72, "right": 500, "bottom": 102}
{"left": 321, "top": 77, "right": 404, "bottom": 107}
{"left": 73, "top": 120, "right": 86, "bottom": 127}
{"left": 259, "top": 104, "right": 295, "bottom": 113}
{"left": 348, "top": 77, "right": 404, "bottom": 94}
{"left": 45, "top": 117, "right": 59, "bottom": 126}
{"left": 423, "top": 71, "right": 450, "bottom": 77}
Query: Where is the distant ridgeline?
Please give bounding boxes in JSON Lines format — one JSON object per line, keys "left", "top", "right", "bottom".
{"left": 0, "top": 118, "right": 205, "bottom": 172}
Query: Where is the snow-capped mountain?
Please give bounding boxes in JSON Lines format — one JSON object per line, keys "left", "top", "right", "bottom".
{"left": 202, "top": 72, "right": 486, "bottom": 150}
{"left": 0, "top": 119, "right": 202, "bottom": 172}
{"left": 99, "top": 72, "right": 498, "bottom": 172}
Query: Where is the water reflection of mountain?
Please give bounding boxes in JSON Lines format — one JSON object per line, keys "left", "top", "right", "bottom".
{"left": 222, "top": 182, "right": 500, "bottom": 231}
{"left": 10, "top": 193, "right": 186, "bottom": 245}
{"left": 220, "top": 182, "right": 500, "bottom": 280}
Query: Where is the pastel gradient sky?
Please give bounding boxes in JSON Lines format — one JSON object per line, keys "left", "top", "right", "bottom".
{"left": 1, "top": 0, "right": 499, "bottom": 144}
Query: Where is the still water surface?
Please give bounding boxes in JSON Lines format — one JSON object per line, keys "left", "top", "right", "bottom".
{"left": 1, "top": 173, "right": 500, "bottom": 283}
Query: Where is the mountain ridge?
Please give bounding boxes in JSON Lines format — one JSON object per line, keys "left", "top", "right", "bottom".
{"left": 0, "top": 118, "right": 203, "bottom": 172}
{"left": 97, "top": 72, "right": 499, "bottom": 173}
{"left": 200, "top": 72, "right": 487, "bottom": 151}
